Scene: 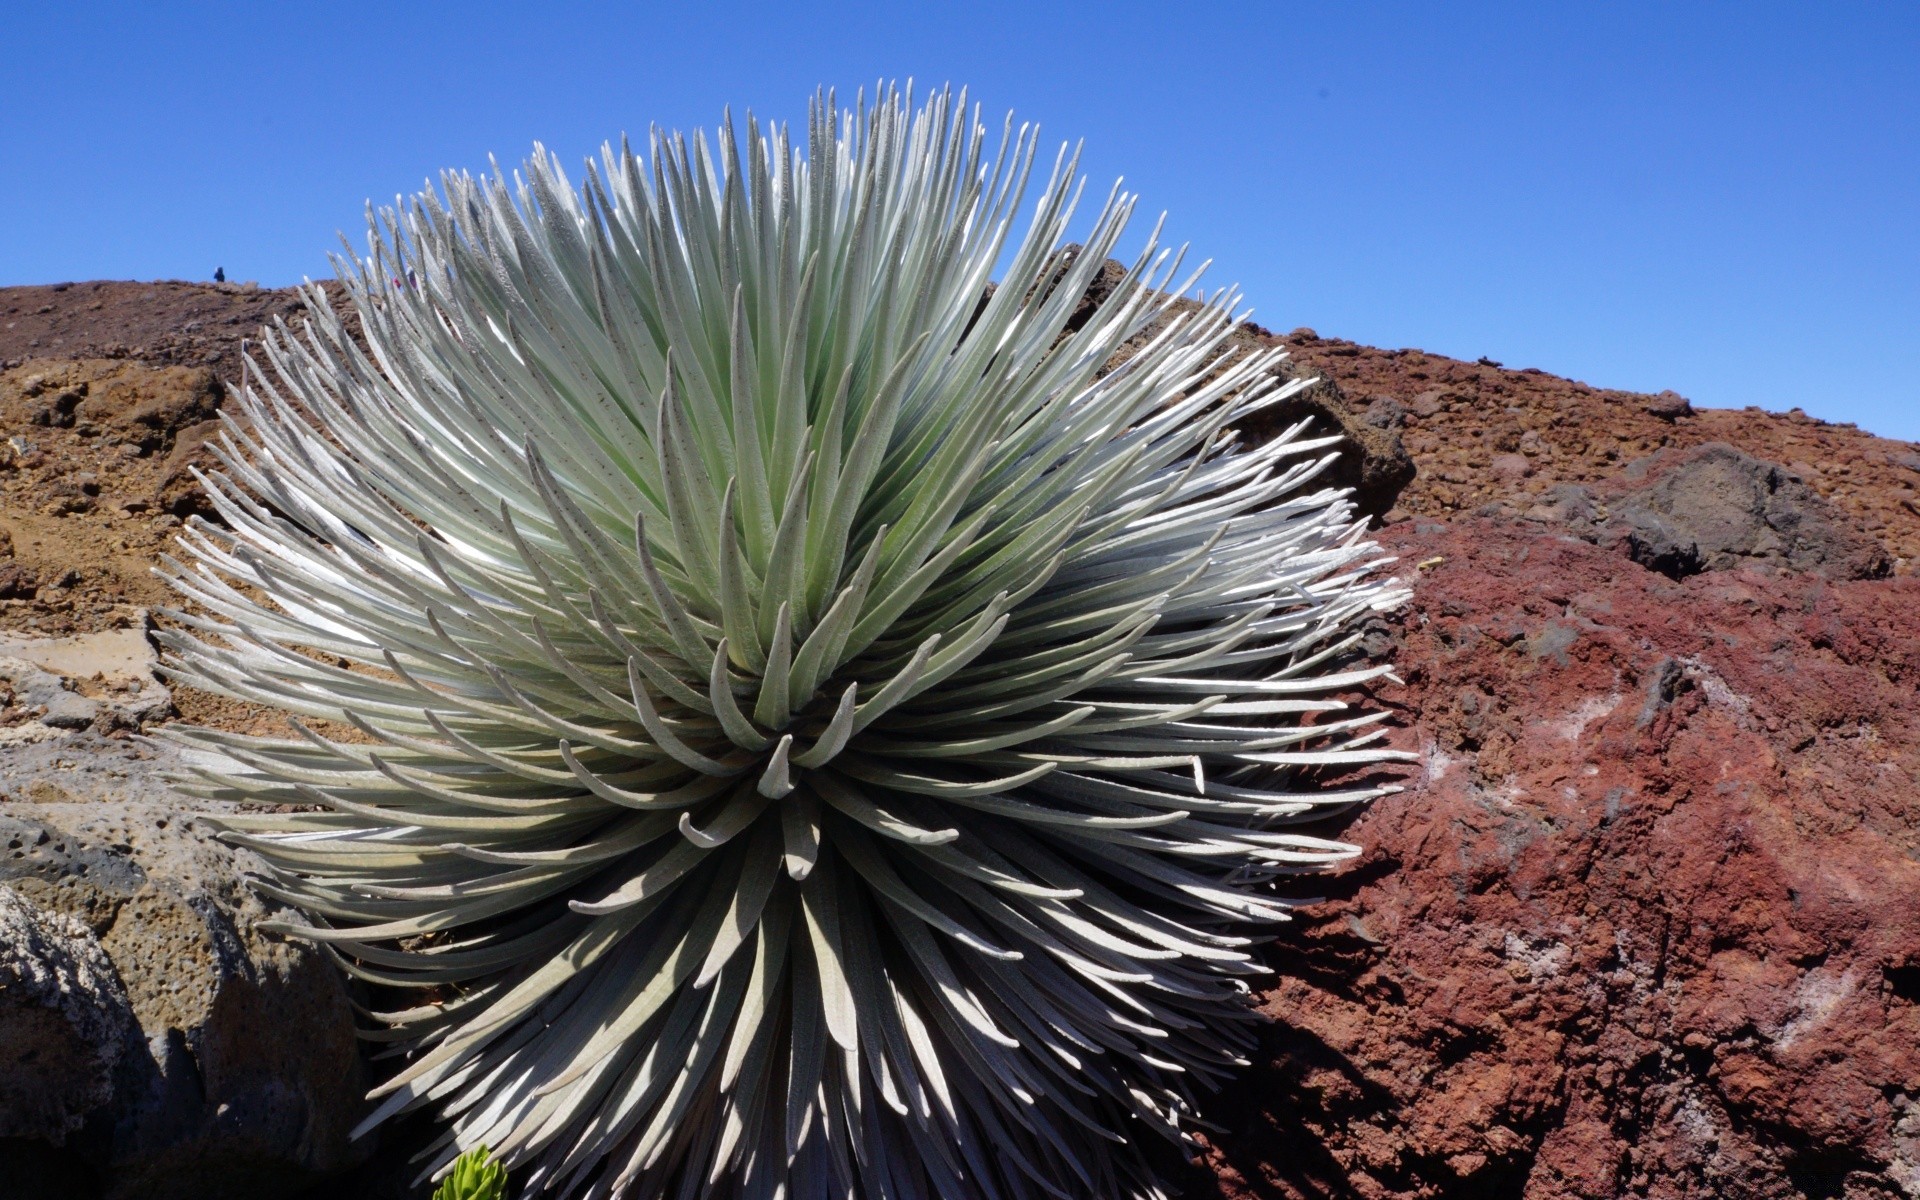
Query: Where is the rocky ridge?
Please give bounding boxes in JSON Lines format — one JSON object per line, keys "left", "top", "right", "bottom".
{"left": 1268, "top": 327, "right": 1920, "bottom": 572}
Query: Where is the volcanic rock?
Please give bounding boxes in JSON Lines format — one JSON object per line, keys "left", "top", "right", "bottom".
{"left": 0, "top": 732, "right": 367, "bottom": 1199}
{"left": 1272, "top": 330, "right": 1920, "bottom": 573}
{"left": 1512, "top": 443, "right": 1896, "bottom": 582}
{"left": 1604, "top": 444, "right": 1893, "bottom": 580}
{"left": 0, "top": 886, "right": 137, "bottom": 1144}
{"left": 1645, "top": 391, "right": 1693, "bottom": 421}
{"left": 1234, "top": 365, "right": 1420, "bottom": 519}
{"left": 0, "top": 562, "right": 37, "bottom": 600}
{"left": 1058, "top": 256, "right": 1420, "bottom": 519}
{"left": 1, "top": 359, "right": 223, "bottom": 452}
{"left": 1194, "top": 516, "right": 1920, "bottom": 1200}
{"left": 0, "top": 623, "right": 172, "bottom": 736}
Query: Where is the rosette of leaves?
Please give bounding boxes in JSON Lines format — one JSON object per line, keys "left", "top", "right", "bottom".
{"left": 161, "top": 86, "right": 1411, "bottom": 1200}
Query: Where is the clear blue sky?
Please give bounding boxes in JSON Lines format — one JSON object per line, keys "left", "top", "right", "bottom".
{"left": 5, "top": 1, "right": 1916, "bottom": 440}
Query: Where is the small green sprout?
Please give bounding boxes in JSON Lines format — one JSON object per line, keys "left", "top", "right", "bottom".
{"left": 432, "top": 1145, "right": 506, "bottom": 1200}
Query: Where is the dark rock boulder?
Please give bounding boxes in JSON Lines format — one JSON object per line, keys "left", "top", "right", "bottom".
{"left": 1514, "top": 442, "right": 1893, "bottom": 581}
{"left": 0, "top": 733, "right": 369, "bottom": 1200}
{"left": 1055, "top": 250, "right": 1417, "bottom": 520}
{"left": 0, "top": 887, "right": 136, "bottom": 1145}
{"left": 1609, "top": 443, "right": 1893, "bottom": 580}
{"left": 1235, "top": 364, "right": 1418, "bottom": 520}
{"left": 1644, "top": 390, "right": 1693, "bottom": 420}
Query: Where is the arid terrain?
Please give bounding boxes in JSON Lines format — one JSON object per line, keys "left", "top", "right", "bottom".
{"left": 2, "top": 277, "right": 1916, "bottom": 1199}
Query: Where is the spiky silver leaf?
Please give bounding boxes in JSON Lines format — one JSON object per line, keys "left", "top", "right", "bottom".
{"left": 160, "top": 86, "right": 1411, "bottom": 1200}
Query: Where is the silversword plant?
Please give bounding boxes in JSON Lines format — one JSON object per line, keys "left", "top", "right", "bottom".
{"left": 162, "top": 86, "right": 1410, "bottom": 1200}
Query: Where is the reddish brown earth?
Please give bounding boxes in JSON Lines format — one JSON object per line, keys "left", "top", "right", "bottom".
{"left": 1269, "top": 328, "right": 1920, "bottom": 573}
{"left": 0, "top": 282, "right": 343, "bottom": 732}
{"left": 0, "top": 279, "right": 305, "bottom": 374}
{"left": 4, "top": 279, "right": 1918, "bottom": 1198}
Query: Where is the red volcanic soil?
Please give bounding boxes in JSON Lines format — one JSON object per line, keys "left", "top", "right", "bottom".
{"left": 4, "top": 278, "right": 1918, "bottom": 1198}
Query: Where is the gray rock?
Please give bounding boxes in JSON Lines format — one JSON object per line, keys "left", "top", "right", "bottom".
{"left": 1360, "top": 396, "right": 1407, "bottom": 430}
{"left": 0, "top": 622, "right": 173, "bottom": 738}
{"left": 1516, "top": 443, "right": 1894, "bottom": 581}
{"left": 1520, "top": 482, "right": 1604, "bottom": 527}
{"left": 1610, "top": 443, "right": 1893, "bottom": 580}
{"left": 0, "top": 656, "right": 101, "bottom": 729}
{"left": 0, "top": 806, "right": 148, "bottom": 932}
{"left": 1489, "top": 452, "right": 1534, "bottom": 483}
{"left": 1644, "top": 389, "right": 1692, "bottom": 420}
{"left": 0, "top": 734, "right": 369, "bottom": 1199}
{"left": 0, "top": 887, "right": 136, "bottom": 1143}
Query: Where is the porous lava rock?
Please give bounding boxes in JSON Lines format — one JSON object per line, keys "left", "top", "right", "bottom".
{"left": 0, "top": 736, "right": 369, "bottom": 1200}
{"left": 1509, "top": 443, "right": 1894, "bottom": 582}
{"left": 0, "top": 886, "right": 136, "bottom": 1144}
{"left": 1193, "top": 516, "right": 1920, "bottom": 1200}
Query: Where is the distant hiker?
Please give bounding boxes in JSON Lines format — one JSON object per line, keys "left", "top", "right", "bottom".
{"left": 214, "top": 267, "right": 226, "bottom": 282}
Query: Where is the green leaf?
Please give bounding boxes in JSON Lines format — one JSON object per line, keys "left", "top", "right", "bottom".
{"left": 431, "top": 1145, "right": 507, "bottom": 1200}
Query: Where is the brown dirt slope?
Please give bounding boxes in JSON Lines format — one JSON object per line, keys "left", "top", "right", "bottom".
{"left": 0, "top": 280, "right": 304, "bottom": 375}
{"left": 0, "top": 282, "right": 340, "bottom": 731}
